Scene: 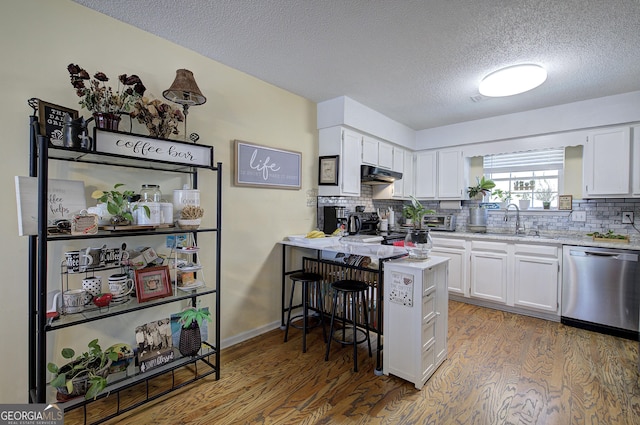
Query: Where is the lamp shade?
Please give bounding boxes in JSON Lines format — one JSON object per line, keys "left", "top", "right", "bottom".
{"left": 163, "top": 69, "right": 206, "bottom": 106}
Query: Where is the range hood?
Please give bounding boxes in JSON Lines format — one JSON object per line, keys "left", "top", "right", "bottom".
{"left": 360, "top": 165, "right": 402, "bottom": 184}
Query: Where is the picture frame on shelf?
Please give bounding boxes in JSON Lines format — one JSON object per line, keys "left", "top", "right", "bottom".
{"left": 37, "top": 99, "right": 79, "bottom": 146}
{"left": 558, "top": 195, "right": 573, "bottom": 210}
{"left": 318, "top": 155, "right": 339, "bottom": 186}
{"left": 135, "top": 265, "right": 173, "bottom": 303}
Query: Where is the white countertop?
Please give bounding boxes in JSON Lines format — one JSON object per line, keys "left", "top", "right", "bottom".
{"left": 279, "top": 239, "right": 408, "bottom": 260}
{"left": 385, "top": 255, "right": 450, "bottom": 270}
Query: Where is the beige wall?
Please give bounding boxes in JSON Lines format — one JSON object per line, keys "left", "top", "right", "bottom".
{"left": 1, "top": 0, "right": 317, "bottom": 402}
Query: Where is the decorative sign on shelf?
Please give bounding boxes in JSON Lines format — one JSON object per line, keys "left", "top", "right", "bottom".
{"left": 14, "top": 176, "right": 87, "bottom": 236}
{"left": 94, "top": 129, "right": 213, "bottom": 168}
{"left": 37, "top": 99, "right": 78, "bottom": 146}
{"left": 234, "top": 140, "right": 301, "bottom": 189}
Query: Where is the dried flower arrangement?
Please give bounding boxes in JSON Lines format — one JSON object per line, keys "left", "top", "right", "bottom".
{"left": 130, "top": 96, "right": 184, "bottom": 139}
{"left": 67, "top": 64, "right": 146, "bottom": 114}
{"left": 180, "top": 205, "right": 204, "bottom": 220}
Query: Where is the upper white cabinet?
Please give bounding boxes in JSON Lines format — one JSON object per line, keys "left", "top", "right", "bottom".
{"left": 583, "top": 126, "right": 631, "bottom": 197}
{"left": 362, "top": 136, "right": 393, "bottom": 170}
{"left": 372, "top": 147, "right": 415, "bottom": 200}
{"left": 403, "top": 150, "right": 415, "bottom": 198}
{"left": 318, "top": 126, "right": 362, "bottom": 197}
{"left": 632, "top": 125, "right": 640, "bottom": 197}
{"left": 391, "top": 147, "right": 405, "bottom": 198}
{"left": 415, "top": 149, "right": 465, "bottom": 199}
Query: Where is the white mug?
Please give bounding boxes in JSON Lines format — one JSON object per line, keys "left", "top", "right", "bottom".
{"left": 65, "top": 251, "right": 93, "bottom": 273}
{"left": 82, "top": 276, "right": 103, "bottom": 298}
{"left": 379, "top": 219, "right": 388, "bottom": 232}
{"left": 108, "top": 274, "right": 134, "bottom": 297}
{"left": 63, "top": 289, "right": 87, "bottom": 314}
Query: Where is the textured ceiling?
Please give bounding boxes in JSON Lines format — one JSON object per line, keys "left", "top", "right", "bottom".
{"left": 73, "top": 0, "right": 640, "bottom": 131}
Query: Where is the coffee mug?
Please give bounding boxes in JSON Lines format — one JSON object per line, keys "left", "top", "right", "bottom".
{"left": 82, "top": 276, "right": 103, "bottom": 298}
{"left": 108, "top": 274, "right": 134, "bottom": 297}
{"left": 82, "top": 245, "right": 106, "bottom": 268}
{"left": 65, "top": 251, "right": 93, "bottom": 273}
{"left": 63, "top": 289, "right": 87, "bottom": 314}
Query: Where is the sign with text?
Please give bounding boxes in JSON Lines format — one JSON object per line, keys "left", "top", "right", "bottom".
{"left": 94, "top": 129, "right": 213, "bottom": 167}
{"left": 234, "top": 140, "right": 301, "bottom": 189}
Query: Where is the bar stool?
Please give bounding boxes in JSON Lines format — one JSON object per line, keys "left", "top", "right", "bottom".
{"left": 284, "top": 271, "right": 327, "bottom": 353}
{"left": 324, "top": 279, "right": 372, "bottom": 372}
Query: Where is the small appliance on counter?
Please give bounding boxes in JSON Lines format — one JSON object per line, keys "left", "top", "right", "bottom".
{"left": 322, "top": 206, "right": 347, "bottom": 235}
{"left": 348, "top": 211, "right": 379, "bottom": 235}
{"left": 422, "top": 214, "right": 456, "bottom": 231}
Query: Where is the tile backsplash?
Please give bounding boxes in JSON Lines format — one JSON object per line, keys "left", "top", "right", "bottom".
{"left": 318, "top": 185, "right": 640, "bottom": 238}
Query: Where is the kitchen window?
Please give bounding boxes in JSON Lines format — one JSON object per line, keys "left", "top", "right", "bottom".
{"left": 483, "top": 149, "right": 564, "bottom": 209}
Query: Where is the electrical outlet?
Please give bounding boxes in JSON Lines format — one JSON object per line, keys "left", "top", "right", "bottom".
{"left": 572, "top": 211, "right": 586, "bottom": 222}
{"left": 622, "top": 211, "right": 634, "bottom": 224}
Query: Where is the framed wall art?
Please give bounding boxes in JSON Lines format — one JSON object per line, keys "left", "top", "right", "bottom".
{"left": 37, "top": 99, "right": 78, "bottom": 146}
{"left": 135, "top": 265, "right": 173, "bottom": 303}
{"left": 234, "top": 140, "right": 301, "bottom": 189}
{"left": 318, "top": 155, "right": 339, "bottom": 185}
{"left": 558, "top": 195, "right": 573, "bottom": 210}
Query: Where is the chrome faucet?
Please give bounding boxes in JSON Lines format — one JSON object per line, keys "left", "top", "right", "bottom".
{"left": 504, "top": 203, "right": 523, "bottom": 234}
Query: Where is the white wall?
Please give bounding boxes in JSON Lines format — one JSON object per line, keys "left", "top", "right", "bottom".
{"left": 1, "top": 0, "right": 317, "bottom": 403}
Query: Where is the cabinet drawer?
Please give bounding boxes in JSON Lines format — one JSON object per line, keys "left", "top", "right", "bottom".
{"left": 421, "top": 345, "right": 436, "bottom": 380}
{"left": 422, "top": 293, "right": 436, "bottom": 323}
{"left": 432, "top": 237, "right": 466, "bottom": 249}
{"left": 422, "top": 317, "right": 436, "bottom": 350}
{"left": 423, "top": 268, "right": 436, "bottom": 296}
{"left": 514, "top": 243, "right": 558, "bottom": 257}
{"left": 471, "top": 240, "right": 508, "bottom": 253}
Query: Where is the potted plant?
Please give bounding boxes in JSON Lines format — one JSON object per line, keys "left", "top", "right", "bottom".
{"left": 91, "top": 183, "right": 150, "bottom": 226}
{"left": 177, "top": 306, "right": 212, "bottom": 357}
{"left": 402, "top": 197, "right": 436, "bottom": 259}
{"left": 130, "top": 96, "right": 185, "bottom": 139}
{"left": 67, "top": 63, "right": 146, "bottom": 130}
{"left": 535, "top": 182, "right": 555, "bottom": 209}
{"left": 517, "top": 192, "right": 531, "bottom": 210}
{"left": 467, "top": 176, "right": 495, "bottom": 200}
{"left": 178, "top": 205, "right": 205, "bottom": 230}
{"left": 491, "top": 188, "right": 512, "bottom": 208}
{"left": 47, "top": 339, "right": 119, "bottom": 400}
{"left": 402, "top": 196, "right": 435, "bottom": 230}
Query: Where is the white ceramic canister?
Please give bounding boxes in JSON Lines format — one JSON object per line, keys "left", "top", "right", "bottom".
{"left": 172, "top": 187, "right": 200, "bottom": 220}
{"left": 161, "top": 202, "right": 174, "bottom": 225}
{"left": 134, "top": 202, "right": 163, "bottom": 225}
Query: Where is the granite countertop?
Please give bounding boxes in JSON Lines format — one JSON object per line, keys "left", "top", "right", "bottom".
{"left": 429, "top": 230, "right": 640, "bottom": 250}
{"left": 279, "top": 238, "right": 408, "bottom": 260}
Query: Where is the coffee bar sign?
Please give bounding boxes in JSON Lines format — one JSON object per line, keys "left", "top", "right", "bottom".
{"left": 94, "top": 129, "right": 213, "bottom": 168}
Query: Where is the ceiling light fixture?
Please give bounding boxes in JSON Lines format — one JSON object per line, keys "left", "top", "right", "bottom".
{"left": 478, "top": 64, "right": 547, "bottom": 97}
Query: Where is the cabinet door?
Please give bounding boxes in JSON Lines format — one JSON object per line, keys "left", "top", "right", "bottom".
{"left": 434, "top": 262, "right": 448, "bottom": 366}
{"left": 392, "top": 147, "right": 404, "bottom": 198}
{"left": 403, "top": 151, "right": 415, "bottom": 198}
{"left": 437, "top": 149, "right": 463, "bottom": 199}
{"left": 415, "top": 151, "right": 437, "bottom": 198}
{"left": 513, "top": 255, "right": 559, "bottom": 313}
{"left": 633, "top": 126, "right": 640, "bottom": 197}
{"left": 430, "top": 247, "right": 467, "bottom": 296}
{"left": 378, "top": 142, "right": 394, "bottom": 170}
{"left": 470, "top": 251, "right": 507, "bottom": 303}
{"left": 583, "top": 127, "right": 631, "bottom": 196}
{"left": 341, "top": 129, "right": 362, "bottom": 196}
{"left": 362, "top": 136, "right": 378, "bottom": 166}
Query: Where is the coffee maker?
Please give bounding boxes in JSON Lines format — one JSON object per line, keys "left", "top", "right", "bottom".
{"left": 323, "top": 206, "right": 347, "bottom": 234}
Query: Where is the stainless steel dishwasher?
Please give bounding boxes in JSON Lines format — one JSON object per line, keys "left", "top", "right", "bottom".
{"left": 562, "top": 245, "right": 640, "bottom": 340}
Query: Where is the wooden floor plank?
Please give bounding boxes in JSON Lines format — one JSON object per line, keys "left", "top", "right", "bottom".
{"left": 64, "top": 301, "right": 640, "bottom": 424}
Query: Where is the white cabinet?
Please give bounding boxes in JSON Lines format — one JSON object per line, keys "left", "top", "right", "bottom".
{"left": 513, "top": 244, "right": 559, "bottom": 313}
{"left": 372, "top": 148, "right": 415, "bottom": 200}
{"left": 469, "top": 241, "right": 508, "bottom": 303}
{"left": 362, "top": 136, "right": 393, "bottom": 170}
{"left": 415, "top": 149, "right": 465, "bottom": 199}
{"left": 431, "top": 237, "right": 468, "bottom": 296}
{"left": 391, "top": 147, "right": 404, "bottom": 198}
{"left": 414, "top": 151, "right": 437, "bottom": 198}
{"left": 632, "top": 125, "right": 640, "bottom": 197}
{"left": 403, "top": 150, "right": 415, "bottom": 198}
{"left": 383, "top": 257, "right": 449, "bottom": 390}
{"left": 583, "top": 126, "right": 631, "bottom": 197}
{"left": 318, "top": 126, "right": 362, "bottom": 196}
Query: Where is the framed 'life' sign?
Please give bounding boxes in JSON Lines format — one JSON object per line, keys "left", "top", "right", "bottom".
{"left": 234, "top": 140, "right": 301, "bottom": 189}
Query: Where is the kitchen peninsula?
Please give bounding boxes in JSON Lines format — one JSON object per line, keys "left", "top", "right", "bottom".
{"left": 279, "top": 237, "right": 408, "bottom": 373}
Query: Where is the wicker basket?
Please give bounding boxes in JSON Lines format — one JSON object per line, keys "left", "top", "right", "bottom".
{"left": 177, "top": 219, "right": 201, "bottom": 230}
{"left": 55, "top": 360, "right": 110, "bottom": 399}
{"left": 179, "top": 322, "right": 202, "bottom": 357}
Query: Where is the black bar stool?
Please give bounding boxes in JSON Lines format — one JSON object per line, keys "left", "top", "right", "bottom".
{"left": 324, "top": 279, "right": 372, "bottom": 372}
{"left": 284, "top": 271, "right": 327, "bottom": 353}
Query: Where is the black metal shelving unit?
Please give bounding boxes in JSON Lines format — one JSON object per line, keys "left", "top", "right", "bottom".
{"left": 27, "top": 110, "right": 222, "bottom": 423}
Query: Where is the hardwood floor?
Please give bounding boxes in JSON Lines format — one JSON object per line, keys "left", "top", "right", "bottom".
{"left": 75, "top": 301, "right": 639, "bottom": 424}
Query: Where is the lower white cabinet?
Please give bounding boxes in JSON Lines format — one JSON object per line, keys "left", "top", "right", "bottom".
{"left": 383, "top": 256, "right": 449, "bottom": 389}
{"left": 470, "top": 241, "right": 508, "bottom": 303}
{"left": 513, "top": 244, "right": 559, "bottom": 312}
{"left": 431, "top": 237, "right": 468, "bottom": 296}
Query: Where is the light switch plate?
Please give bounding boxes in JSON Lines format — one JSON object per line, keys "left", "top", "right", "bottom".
{"left": 572, "top": 211, "right": 586, "bottom": 222}
{"left": 622, "top": 211, "right": 634, "bottom": 224}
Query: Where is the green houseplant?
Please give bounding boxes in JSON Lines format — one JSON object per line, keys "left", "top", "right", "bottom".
{"left": 491, "top": 188, "right": 512, "bottom": 206}
{"left": 47, "top": 339, "right": 119, "bottom": 400}
{"left": 535, "top": 181, "right": 555, "bottom": 209}
{"left": 402, "top": 196, "right": 435, "bottom": 229}
{"left": 177, "top": 306, "right": 212, "bottom": 357}
{"left": 467, "top": 176, "right": 496, "bottom": 200}
{"left": 91, "top": 183, "right": 150, "bottom": 225}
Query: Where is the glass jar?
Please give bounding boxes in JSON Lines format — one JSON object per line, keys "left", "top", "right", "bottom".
{"left": 404, "top": 229, "right": 433, "bottom": 260}
{"left": 140, "top": 184, "right": 162, "bottom": 202}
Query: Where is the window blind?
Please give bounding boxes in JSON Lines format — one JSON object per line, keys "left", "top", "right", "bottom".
{"left": 484, "top": 149, "right": 564, "bottom": 172}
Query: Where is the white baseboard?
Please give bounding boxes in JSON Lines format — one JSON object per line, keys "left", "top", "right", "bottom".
{"left": 220, "top": 320, "right": 282, "bottom": 349}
